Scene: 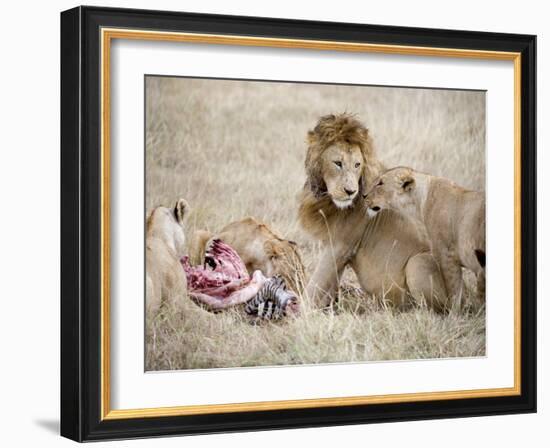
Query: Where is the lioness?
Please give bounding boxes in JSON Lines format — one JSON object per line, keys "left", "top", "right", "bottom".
{"left": 364, "top": 167, "right": 486, "bottom": 305}
{"left": 190, "top": 217, "right": 305, "bottom": 295}
{"left": 146, "top": 198, "right": 189, "bottom": 315}
{"left": 299, "top": 113, "right": 448, "bottom": 311}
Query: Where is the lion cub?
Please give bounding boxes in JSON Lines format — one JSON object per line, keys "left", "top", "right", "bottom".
{"left": 146, "top": 198, "right": 189, "bottom": 315}
{"left": 364, "top": 167, "right": 485, "bottom": 306}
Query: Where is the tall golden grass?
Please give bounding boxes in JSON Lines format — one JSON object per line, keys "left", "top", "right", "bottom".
{"left": 145, "top": 76, "right": 486, "bottom": 371}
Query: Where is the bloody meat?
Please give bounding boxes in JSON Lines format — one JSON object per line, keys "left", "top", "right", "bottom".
{"left": 181, "top": 239, "right": 267, "bottom": 310}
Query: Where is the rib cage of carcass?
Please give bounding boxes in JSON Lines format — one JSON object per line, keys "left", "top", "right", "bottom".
{"left": 181, "top": 239, "right": 298, "bottom": 319}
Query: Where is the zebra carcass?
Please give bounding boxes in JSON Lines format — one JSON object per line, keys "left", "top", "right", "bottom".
{"left": 181, "top": 239, "right": 298, "bottom": 319}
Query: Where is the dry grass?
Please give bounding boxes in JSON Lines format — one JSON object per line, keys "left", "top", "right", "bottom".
{"left": 145, "top": 76, "right": 486, "bottom": 371}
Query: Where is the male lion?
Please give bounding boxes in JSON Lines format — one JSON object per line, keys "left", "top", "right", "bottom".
{"left": 299, "top": 114, "right": 447, "bottom": 311}
{"left": 190, "top": 217, "right": 306, "bottom": 295}
{"left": 364, "top": 166, "right": 485, "bottom": 305}
{"left": 146, "top": 198, "right": 190, "bottom": 315}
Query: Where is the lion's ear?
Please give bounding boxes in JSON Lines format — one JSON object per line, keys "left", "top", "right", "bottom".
{"left": 401, "top": 176, "right": 415, "bottom": 192}
{"left": 264, "top": 239, "right": 282, "bottom": 258}
{"left": 174, "top": 198, "right": 189, "bottom": 225}
{"left": 307, "top": 130, "right": 318, "bottom": 146}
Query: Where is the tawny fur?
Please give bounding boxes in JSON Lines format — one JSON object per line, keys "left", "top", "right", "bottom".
{"left": 299, "top": 114, "right": 448, "bottom": 311}
{"left": 364, "top": 167, "right": 486, "bottom": 305}
{"left": 190, "top": 217, "right": 306, "bottom": 295}
{"left": 146, "top": 199, "right": 191, "bottom": 315}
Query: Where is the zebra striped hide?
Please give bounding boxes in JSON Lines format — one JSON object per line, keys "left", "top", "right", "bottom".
{"left": 244, "top": 275, "right": 299, "bottom": 320}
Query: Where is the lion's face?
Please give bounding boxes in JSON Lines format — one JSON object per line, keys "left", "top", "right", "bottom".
{"left": 304, "top": 114, "right": 373, "bottom": 211}
{"left": 363, "top": 168, "right": 416, "bottom": 217}
{"left": 319, "top": 143, "right": 364, "bottom": 209}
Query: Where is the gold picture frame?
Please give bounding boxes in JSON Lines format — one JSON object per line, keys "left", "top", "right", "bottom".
{"left": 61, "top": 6, "right": 536, "bottom": 441}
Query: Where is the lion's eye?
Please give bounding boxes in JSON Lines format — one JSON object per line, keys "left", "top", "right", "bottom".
{"left": 355, "top": 162, "right": 361, "bottom": 169}
{"left": 333, "top": 161, "right": 342, "bottom": 168}
{"left": 377, "top": 180, "right": 384, "bottom": 186}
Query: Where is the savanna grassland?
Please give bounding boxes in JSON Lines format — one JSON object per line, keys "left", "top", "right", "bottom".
{"left": 145, "top": 76, "right": 486, "bottom": 371}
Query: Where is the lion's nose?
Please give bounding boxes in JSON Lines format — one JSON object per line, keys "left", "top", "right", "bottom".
{"left": 344, "top": 188, "right": 356, "bottom": 196}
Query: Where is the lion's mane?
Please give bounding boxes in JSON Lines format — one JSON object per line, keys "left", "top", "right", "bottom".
{"left": 299, "top": 113, "right": 384, "bottom": 241}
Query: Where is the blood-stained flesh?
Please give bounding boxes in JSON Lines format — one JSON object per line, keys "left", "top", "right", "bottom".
{"left": 181, "top": 239, "right": 267, "bottom": 309}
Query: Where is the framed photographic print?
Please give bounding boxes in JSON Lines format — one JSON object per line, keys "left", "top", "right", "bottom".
{"left": 60, "top": 6, "right": 536, "bottom": 442}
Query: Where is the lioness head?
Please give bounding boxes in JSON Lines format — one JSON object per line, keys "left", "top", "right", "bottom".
{"left": 146, "top": 198, "right": 189, "bottom": 256}
{"left": 363, "top": 167, "right": 416, "bottom": 217}
{"left": 263, "top": 238, "right": 305, "bottom": 290}
{"left": 305, "top": 113, "right": 374, "bottom": 209}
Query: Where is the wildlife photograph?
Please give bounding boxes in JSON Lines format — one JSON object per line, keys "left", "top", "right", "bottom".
{"left": 145, "top": 75, "right": 486, "bottom": 371}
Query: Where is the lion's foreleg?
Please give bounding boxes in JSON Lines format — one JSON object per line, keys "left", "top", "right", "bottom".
{"left": 306, "top": 246, "right": 349, "bottom": 308}
{"left": 436, "top": 250, "right": 465, "bottom": 310}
